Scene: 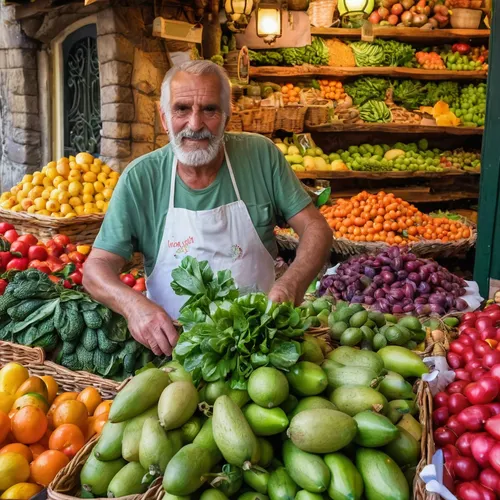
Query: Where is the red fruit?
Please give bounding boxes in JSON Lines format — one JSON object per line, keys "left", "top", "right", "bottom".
{"left": 471, "top": 433, "right": 497, "bottom": 468}
{"left": 65, "top": 244, "right": 77, "bottom": 254}
{"left": 489, "top": 443, "right": 500, "bottom": 474}
{"left": 485, "top": 414, "right": 500, "bottom": 440}
{"left": 6, "top": 257, "right": 29, "bottom": 271}
{"left": 68, "top": 251, "right": 86, "bottom": 264}
{"left": 456, "top": 432, "right": 478, "bottom": 457}
{"left": 391, "top": 3, "right": 404, "bottom": 14}
{"left": 28, "top": 245, "right": 48, "bottom": 261}
{"left": 433, "top": 407, "right": 449, "bottom": 427}
{"left": 479, "top": 468, "right": 500, "bottom": 494}
{"left": 69, "top": 272, "right": 83, "bottom": 286}
{"left": 447, "top": 415, "right": 467, "bottom": 436}
{"left": 474, "top": 339, "right": 492, "bottom": 357}
{"left": 59, "top": 254, "right": 70, "bottom": 264}
{"left": 368, "top": 11, "right": 382, "bottom": 23}
{"left": 456, "top": 481, "right": 495, "bottom": 500}
{"left": 457, "top": 405, "right": 492, "bottom": 432}
{"left": 448, "top": 393, "right": 470, "bottom": 415}
{"left": 120, "top": 274, "right": 136, "bottom": 287}
{"left": 46, "top": 256, "right": 65, "bottom": 273}
{"left": 45, "top": 240, "right": 63, "bottom": 257}
{"left": 452, "top": 456, "right": 479, "bottom": 481}
{"left": 0, "top": 251, "right": 12, "bottom": 270}
{"left": 447, "top": 380, "right": 469, "bottom": 395}
{"left": 388, "top": 13, "right": 400, "bottom": 24}
{"left": 62, "top": 280, "right": 72, "bottom": 289}
{"left": 447, "top": 352, "right": 463, "bottom": 369}
{"left": 3, "top": 229, "right": 18, "bottom": 243}
{"left": 433, "top": 427, "right": 457, "bottom": 447}
{"left": 9, "top": 240, "right": 29, "bottom": 258}
{"left": 377, "top": 6, "right": 390, "bottom": 18}
{"left": 17, "top": 234, "right": 38, "bottom": 247}
{"left": 442, "top": 444, "right": 459, "bottom": 464}
{"left": 434, "top": 392, "right": 449, "bottom": 408}
{"left": 464, "top": 377, "right": 499, "bottom": 405}
{"left": 0, "top": 279, "right": 7, "bottom": 295}
{"left": 0, "top": 223, "right": 14, "bottom": 234}
{"left": 52, "top": 234, "right": 70, "bottom": 247}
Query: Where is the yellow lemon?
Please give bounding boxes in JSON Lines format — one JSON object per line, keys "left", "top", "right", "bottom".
{"left": 52, "top": 212, "right": 62, "bottom": 218}
{"left": 0, "top": 193, "right": 9, "bottom": 202}
{"left": 95, "top": 200, "right": 105, "bottom": 211}
{"left": 68, "top": 181, "right": 82, "bottom": 197}
{"left": 53, "top": 175, "right": 64, "bottom": 187}
{"left": 16, "top": 191, "right": 27, "bottom": 203}
{"left": 65, "top": 212, "right": 77, "bottom": 218}
{"left": 45, "top": 166, "right": 58, "bottom": 180}
{"left": 68, "top": 170, "right": 82, "bottom": 182}
{"left": 83, "top": 183, "right": 95, "bottom": 195}
{"left": 83, "top": 171, "right": 97, "bottom": 183}
{"left": 40, "top": 376, "right": 58, "bottom": 404}
{"left": 0, "top": 391, "right": 14, "bottom": 413}
{"left": 32, "top": 174, "right": 45, "bottom": 186}
{"left": 46, "top": 200, "right": 60, "bottom": 212}
{"left": 56, "top": 162, "right": 70, "bottom": 177}
{"left": 109, "top": 171, "right": 119, "bottom": 179}
{"left": 93, "top": 158, "right": 103, "bottom": 167}
{"left": 0, "top": 453, "right": 30, "bottom": 491}
{"left": 105, "top": 178, "right": 118, "bottom": 189}
{"left": 21, "top": 199, "right": 34, "bottom": 211}
{"left": 0, "top": 363, "right": 29, "bottom": 395}
{"left": 27, "top": 206, "right": 36, "bottom": 214}
{"left": 76, "top": 152, "right": 94, "bottom": 165}
{"left": 60, "top": 203, "right": 73, "bottom": 216}
{"left": 94, "top": 193, "right": 104, "bottom": 202}
{"left": 42, "top": 177, "right": 53, "bottom": 188}
{"left": 34, "top": 198, "right": 46, "bottom": 210}
{"left": 50, "top": 189, "right": 61, "bottom": 201}
{"left": 76, "top": 245, "right": 91, "bottom": 255}
{"left": 36, "top": 209, "right": 50, "bottom": 216}
{"left": 11, "top": 204, "right": 22, "bottom": 212}
{"left": 58, "top": 180, "right": 69, "bottom": 192}
{"left": 41, "top": 189, "right": 52, "bottom": 200}
{"left": 69, "top": 196, "right": 83, "bottom": 207}
{"left": 97, "top": 172, "right": 108, "bottom": 184}
{"left": 58, "top": 191, "right": 71, "bottom": 204}
{"left": 74, "top": 205, "right": 85, "bottom": 215}
{"left": 68, "top": 155, "right": 75, "bottom": 162}
{"left": 90, "top": 164, "right": 101, "bottom": 174}
{"left": 46, "top": 160, "right": 56, "bottom": 169}
{"left": 59, "top": 156, "right": 70, "bottom": 163}
{"left": 28, "top": 187, "right": 43, "bottom": 201}
{"left": 102, "top": 201, "right": 109, "bottom": 213}
{"left": 82, "top": 194, "right": 94, "bottom": 204}
{"left": 101, "top": 165, "right": 111, "bottom": 174}
{"left": 0, "top": 200, "right": 14, "bottom": 210}
{"left": 21, "top": 174, "right": 33, "bottom": 184}
{"left": 80, "top": 163, "right": 90, "bottom": 173}
{"left": 21, "top": 182, "right": 33, "bottom": 193}
{"left": 1, "top": 482, "right": 43, "bottom": 500}
{"left": 102, "top": 188, "right": 114, "bottom": 200}
{"left": 93, "top": 181, "right": 105, "bottom": 193}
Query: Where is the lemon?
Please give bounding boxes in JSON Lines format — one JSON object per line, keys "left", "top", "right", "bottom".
{"left": 34, "top": 198, "right": 46, "bottom": 210}
{"left": 42, "top": 177, "right": 53, "bottom": 188}
{"left": 80, "top": 163, "right": 90, "bottom": 173}
{"left": 21, "top": 182, "right": 32, "bottom": 193}
{"left": 95, "top": 193, "right": 104, "bottom": 202}
{"left": 52, "top": 212, "right": 62, "bottom": 218}
{"left": 105, "top": 178, "right": 118, "bottom": 189}
{"left": 93, "top": 158, "right": 103, "bottom": 167}
{"left": 68, "top": 170, "right": 82, "bottom": 182}
{"left": 83, "top": 171, "right": 97, "bottom": 183}
{"left": 50, "top": 189, "right": 61, "bottom": 201}
{"left": 68, "top": 155, "right": 75, "bottom": 162}
{"left": 0, "top": 200, "right": 14, "bottom": 210}
{"left": 16, "top": 191, "right": 27, "bottom": 203}
{"left": 84, "top": 202, "right": 96, "bottom": 210}
{"left": 69, "top": 196, "right": 83, "bottom": 207}
{"left": 47, "top": 160, "right": 56, "bottom": 169}
{"left": 101, "top": 165, "right": 111, "bottom": 174}
{"left": 58, "top": 191, "right": 71, "bottom": 204}
{"left": 46, "top": 200, "right": 60, "bottom": 212}
{"left": 0, "top": 391, "right": 14, "bottom": 413}
{"left": 45, "top": 167, "right": 57, "bottom": 180}
{"left": 0, "top": 363, "right": 29, "bottom": 395}
{"left": 95, "top": 200, "right": 105, "bottom": 210}
{"left": 60, "top": 203, "right": 73, "bottom": 216}
{"left": 90, "top": 163, "right": 101, "bottom": 174}
{"left": 76, "top": 152, "right": 94, "bottom": 165}
{"left": 56, "top": 162, "right": 70, "bottom": 177}
{"left": 0, "top": 193, "right": 9, "bottom": 202}
{"left": 53, "top": 175, "right": 64, "bottom": 187}
{"left": 0, "top": 453, "right": 30, "bottom": 491}
{"left": 82, "top": 194, "right": 93, "bottom": 204}
{"left": 27, "top": 205, "right": 36, "bottom": 214}
{"left": 65, "top": 212, "right": 77, "bottom": 218}
{"left": 83, "top": 183, "right": 95, "bottom": 195}
{"left": 68, "top": 181, "right": 82, "bottom": 197}
{"left": 93, "top": 181, "right": 105, "bottom": 193}
{"left": 102, "top": 201, "right": 109, "bottom": 213}
{"left": 41, "top": 189, "right": 52, "bottom": 200}
{"left": 97, "top": 172, "right": 108, "bottom": 183}
{"left": 102, "top": 188, "right": 114, "bottom": 200}
{"left": 28, "top": 187, "right": 43, "bottom": 201}
{"left": 75, "top": 205, "right": 85, "bottom": 215}
{"left": 32, "top": 174, "right": 45, "bottom": 186}
{"left": 59, "top": 156, "right": 70, "bottom": 163}
{"left": 21, "top": 174, "right": 33, "bottom": 183}
{"left": 1, "top": 482, "right": 43, "bottom": 499}
{"left": 11, "top": 204, "right": 22, "bottom": 212}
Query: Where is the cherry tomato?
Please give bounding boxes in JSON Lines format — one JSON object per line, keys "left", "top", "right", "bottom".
{"left": 59, "top": 254, "right": 70, "bottom": 264}
{"left": 68, "top": 251, "right": 86, "bottom": 264}
{"left": 17, "top": 234, "right": 38, "bottom": 247}
{"left": 65, "top": 243, "right": 77, "bottom": 254}
{"left": 9, "top": 240, "right": 29, "bottom": 258}
{"left": 62, "top": 280, "right": 72, "bottom": 289}
{"left": 0, "top": 223, "right": 14, "bottom": 234}
{"left": 120, "top": 274, "right": 136, "bottom": 287}
{"left": 28, "top": 245, "right": 48, "bottom": 261}
{"left": 45, "top": 240, "right": 63, "bottom": 257}
{"left": 69, "top": 271, "right": 83, "bottom": 285}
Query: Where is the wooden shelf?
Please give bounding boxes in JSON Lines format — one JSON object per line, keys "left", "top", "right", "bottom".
{"left": 295, "top": 169, "right": 478, "bottom": 180}
{"left": 309, "top": 27, "right": 491, "bottom": 43}
{"left": 250, "top": 66, "right": 487, "bottom": 81}
{"left": 306, "top": 122, "right": 484, "bottom": 136}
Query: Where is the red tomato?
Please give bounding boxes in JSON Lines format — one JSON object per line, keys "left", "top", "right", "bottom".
{"left": 45, "top": 240, "right": 63, "bottom": 257}
{"left": 0, "top": 279, "right": 7, "bottom": 295}
{"left": 69, "top": 272, "right": 83, "bottom": 285}
{"left": 3, "top": 229, "right": 18, "bottom": 243}
{"left": 6, "top": 258, "right": 29, "bottom": 271}
{"left": 65, "top": 243, "right": 77, "bottom": 254}
{"left": 52, "top": 234, "right": 70, "bottom": 247}
{"left": 0, "top": 251, "right": 12, "bottom": 270}
{"left": 17, "top": 234, "right": 38, "bottom": 247}
{"left": 62, "top": 280, "right": 72, "bottom": 289}
{"left": 0, "top": 223, "right": 14, "bottom": 234}
{"left": 59, "top": 254, "right": 70, "bottom": 264}
{"left": 120, "top": 274, "right": 136, "bottom": 287}
{"left": 132, "top": 283, "right": 146, "bottom": 292}
{"left": 75, "top": 262, "right": 83, "bottom": 271}
{"left": 28, "top": 245, "right": 48, "bottom": 261}
{"left": 9, "top": 240, "right": 29, "bottom": 258}
{"left": 68, "top": 251, "right": 86, "bottom": 264}
{"left": 28, "top": 259, "right": 42, "bottom": 268}
{"left": 48, "top": 275, "right": 60, "bottom": 284}
{"left": 46, "top": 256, "right": 65, "bottom": 273}
{"left": 36, "top": 265, "right": 51, "bottom": 275}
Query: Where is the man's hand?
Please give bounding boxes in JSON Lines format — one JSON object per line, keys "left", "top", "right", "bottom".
{"left": 125, "top": 298, "right": 179, "bottom": 356}
{"left": 268, "top": 278, "right": 298, "bottom": 305}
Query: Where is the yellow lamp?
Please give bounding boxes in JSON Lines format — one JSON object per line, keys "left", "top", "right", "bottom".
{"left": 225, "top": 0, "right": 255, "bottom": 32}
{"left": 256, "top": 0, "right": 283, "bottom": 44}
{"left": 338, "top": 0, "right": 375, "bottom": 27}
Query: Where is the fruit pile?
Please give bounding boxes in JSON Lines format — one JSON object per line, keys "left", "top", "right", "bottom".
{"left": 440, "top": 150, "right": 481, "bottom": 172}
{"left": 81, "top": 345, "right": 426, "bottom": 499}
{"left": 0, "top": 153, "right": 119, "bottom": 217}
{"left": 450, "top": 83, "right": 487, "bottom": 127}
{"left": 281, "top": 83, "right": 302, "bottom": 105}
{"left": 0, "top": 362, "right": 110, "bottom": 494}
{"left": 416, "top": 51, "right": 446, "bottom": 70}
{"left": 320, "top": 191, "right": 472, "bottom": 244}
{"left": 369, "top": 0, "right": 450, "bottom": 28}
{"left": 319, "top": 80, "right": 346, "bottom": 101}
{"left": 432, "top": 304, "right": 500, "bottom": 498}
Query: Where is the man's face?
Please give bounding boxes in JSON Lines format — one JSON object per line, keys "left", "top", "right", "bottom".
{"left": 164, "top": 72, "right": 227, "bottom": 167}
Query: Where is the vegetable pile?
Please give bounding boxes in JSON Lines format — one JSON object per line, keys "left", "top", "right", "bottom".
{"left": 319, "top": 246, "right": 468, "bottom": 315}
{"left": 0, "top": 269, "right": 153, "bottom": 380}
{"left": 358, "top": 100, "right": 392, "bottom": 123}
{"left": 82, "top": 336, "right": 429, "bottom": 498}
{"left": 350, "top": 40, "right": 415, "bottom": 68}
{"left": 320, "top": 190, "right": 473, "bottom": 245}
{"left": 433, "top": 304, "right": 500, "bottom": 499}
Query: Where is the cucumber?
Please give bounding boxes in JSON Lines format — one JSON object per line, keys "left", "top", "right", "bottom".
{"left": 243, "top": 404, "right": 289, "bottom": 436}
{"left": 107, "top": 462, "right": 146, "bottom": 497}
{"left": 268, "top": 467, "right": 297, "bottom": 500}
{"left": 282, "top": 440, "right": 330, "bottom": 493}
{"left": 324, "top": 453, "right": 363, "bottom": 500}
{"left": 356, "top": 448, "right": 409, "bottom": 500}
{"left": 244, "top": 468, "right": 270, "bottom": 494}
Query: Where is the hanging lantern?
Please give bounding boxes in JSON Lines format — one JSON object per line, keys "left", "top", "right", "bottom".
{"left": 225, "top": 0, "right": 255, "bottom": 32}
{"left": 338, "top": 0, "right": 374, "bottom": 27}
{"left": 256, "top": 0, "right": 283, "bottom": 45}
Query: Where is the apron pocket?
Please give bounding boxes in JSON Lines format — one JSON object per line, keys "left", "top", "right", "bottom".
{"left": 247, "top": 202, "right": 273, "bottom": 227}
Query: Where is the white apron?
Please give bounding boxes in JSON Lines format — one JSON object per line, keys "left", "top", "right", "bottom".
{"left": 146, "top": 147, "right": 276, "bottom": 319}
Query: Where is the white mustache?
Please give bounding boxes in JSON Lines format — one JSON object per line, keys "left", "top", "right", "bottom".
{"left": 178, "top": 128, "right": 214, "bottom": 140}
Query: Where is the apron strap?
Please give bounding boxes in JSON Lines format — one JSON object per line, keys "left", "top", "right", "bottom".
{"left": 224, "top": 147, "right": 242, "bottom": 201}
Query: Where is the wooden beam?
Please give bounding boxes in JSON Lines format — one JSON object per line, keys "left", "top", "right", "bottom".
{"left": 15, "top": 0, "right": 53, "bottom": 20}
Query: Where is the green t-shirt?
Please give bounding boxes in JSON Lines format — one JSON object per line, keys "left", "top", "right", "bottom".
{"left": 93, "top": 132, "right": 311, "bottom": 275}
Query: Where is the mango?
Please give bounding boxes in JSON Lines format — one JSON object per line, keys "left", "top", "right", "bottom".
{"left": 288, "top": 396, "right": 336, "bottom": 418}
{"left": 158, "top": 381, "right": 199, "bottom": 430}
{"left": 324, "top": 453, "right": 363, "bottom": 500}
{"left": 139, "top": 417, "right": 176, "bottom": 475}
{"left": 94, "top": 421, "right": 126, "bottom": 461}
{"left": 0, "top": 363, "right": 29, "bottom": 395}
{"left": 248, "top": 367, "right": 289, "bottom": 409}
{"left": 327, "top": 347, "right": 384, "bottom": 375}
{"left": 13, "top": 376, "right": 48, "bottom": 401}
{"left": 243, "top": 404, "right": 289, "bottom": 436}
{"left": 107, "top": 462, "right": 146, "bottom": 497}
{"left": 330, "top": 386, "right": 388, "bottom": 417}
{"left": 80, "top": 452, "right": 126, "bottom": 497}
{"left": 286, "top": 362, "right": 328, "bottom": 397}
{"left": 353, "top": 411, "right": 399, "bottom": 447}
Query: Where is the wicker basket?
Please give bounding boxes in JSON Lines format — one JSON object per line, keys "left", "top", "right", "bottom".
{"left": 275, "top": 106, "right": 307, "bottom": 133}
{"left": 308, "top": 0, "right": 338, "bottom": 27}
{"left": 48, "top": 437, "right": 163, "bottom": 500}
{"left": 0, "top": 208, "right": 104, "bottom": 245}
{"left": 227, "top": 112, "right": 243, "bottom": 132}
{"left": 240, "top": 107, "right": 277, "bottom": 134}
{"left": 305, "top": 102, "right": 333, "bottom": 127}
{"left": 0, "top": 341, "right": 120, "bottom": 400}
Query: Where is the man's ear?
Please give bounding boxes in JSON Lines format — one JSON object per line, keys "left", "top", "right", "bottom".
{"left": 159, "top": 109, "right": 169, "bottom": 134}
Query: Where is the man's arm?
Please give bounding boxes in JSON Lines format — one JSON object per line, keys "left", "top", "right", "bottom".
{"left": 268, "top": 203, "right": 331, "bottom": 305}
{"left": 83, "top": 248, "right": 178, "bottom": 356}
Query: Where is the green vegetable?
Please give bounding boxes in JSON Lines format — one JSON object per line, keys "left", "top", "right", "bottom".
{"left": 59, "top": 352, "right": 82, "bottom": 372}
{"left": 82, "top": 328, "right": 98, "bottom": 351}
{"left": 344, "top": 78, "right": 390, "bottom": 106}
{"left": 82, "top": 310, "right": 102, "bottom": 329}
{"left": 8, "top": 299, "right": 47, "bottom": 322}
{"left": 392, "top": 80, "right": 430, "bottom": 110}
{"left": 97, "top": 329, "right": 120, "bottom": 353}
{"left": 94, "top": 350, "right": 113, "bottom": 375}
{"left": 359, "top": 100, "right": 392, "bottom": 123}
{"left": 32, "top": 332, "right": 59, "bottom": 351}
{"left": 76, "top": 344, "right": 95, "bottom": 372}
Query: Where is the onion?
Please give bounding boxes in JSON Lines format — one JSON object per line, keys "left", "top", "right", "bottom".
{"left": 403, "top": 304, "right": 415, "bottom": 313}
{"left": 364, "top": 266, "right": 376, "bottom": 278}
{"left": 456, "top": 298, "right": 468, "bottom": 311}
{"left": 397, "top": 270, "right": 408, "bottom": 280}
{"left": 374, "top": 289, "right": 385, "bottom": 300}
{"left": 351, "top": 295, "right": 364, "bottom": 303}
{"left": 416, "top": 304, "right": 431, "bottom": 316}
{"left": 364, "top": 296, "right": 375, "bottom": 305}
{"left": 405, "top": 260, "right": 420, "bottom": 272}
{"left": 418, "top": 282, "right": 432, "bottom": 294}
{"left": 392, "top": 304, "right": 404, "bottom": 314}
{"left": 408, "top": 272, "right": 421, "bottom": 284}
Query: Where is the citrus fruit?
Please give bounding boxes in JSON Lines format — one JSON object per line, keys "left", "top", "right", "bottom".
{"left": 1, "top": 482, "right": 43, "bottom": 499}
{"left": 0, "top": 443, "right": 33, "bottom": 463}
{"left": 93, "top": 400, "right": 112, "bottom": 417}
{"left": 0, "top": 392, "right": 14, "bottom": 413}
{"left": 29, "top": 443, "right": 46, "bottom": 460}
{"left": 0, "top": 452, "right": 30, "bottom": 490}
{"left": 93, "top": 412, "right": 109, "bottom": 435}
{"left": 0, "top": 363, "right": 29, "bottom": 395}
{"left": 0, "top": 411, "right": 10, "bottom": 444}
{"left": 40, "top": 376, "right": 58, "bottom": 404}
{"left": 30, "top": 449, "right": 69, "bottom": 487}
{"left": 52, "top": 400, "right": 88, "bottom": 431}
{"left": 85, "top": 416, "right": 96, "bottom": 441}
{"left": 14, "top": 376, "right": 48, "bottom": 401}
{"left": 77, "top": 387, "right": 102, "bottom": 416}
{"left": 49, "top": 423, "right": 85, "bottom": 458}
{"left": 11, "top": 406, "right": 48, "bottom": 444}
{"left": 13, "top": 393, "right": 49, "bottom": 413}
{"left": 51, "top": 391, "right": 78, "bottom": 407}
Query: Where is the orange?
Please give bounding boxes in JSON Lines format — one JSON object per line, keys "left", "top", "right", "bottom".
{"left": 14, "top": 377, "right": 48, "bottom": 401}
{"left": 29, "top": 443, "right": 46, "bottom": 461}
{"left": 11, "top": 406, "right": 48, "bottom": 444}
{"left": 0, "top": 443, "right": 33, "bottom": 463}
{"left": 85, "top": 416, "right": 96, "bottom": 442}
{"left": 77, "top": 387, "right": 102, "bottom": 416}
{"left": 93, "top": 412, "right": 109, "bottom": 435}
{"left": 51, "top": 391, "right": 78, "bottom": 408}
{"left": 93, "top": 400, "right": 112, "bottom": 417}
{"left": 52, "top": 400, "right": 88, "bottom": 431}
{"left": 0, "top": 411, "right": 10, "bottom": 444}
{"left": 37, "top": 428, "right": 52, "bottom": 449}
{"left": 49, "top": 424, "right": 85, "bottom": 458}
{"left": 40, "top": 376, "right": 58, "bottom": 404}
{"left": 30, "top": 449, "right": 69, "bottom": 487}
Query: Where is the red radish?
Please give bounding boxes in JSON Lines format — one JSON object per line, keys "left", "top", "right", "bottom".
{"left": 451, "top": 340, "right": 467, "bottom": 355}
{"left": 447, "top": 380, "right": 470, "bottom": 395}
{"left": 387, "top": 14, "right": 399, "bottom": 24}
{"left": 471, "top": 369, "right": 487, "bottom": 381}
{"left": 464, "top": 377, "right": 499, "bottom": 405}
{"left": 447, "top": 352, "right": 463, "bottom": 369}
{"left": 463, "top": 348, "right": 477, "bottom": 363}
{"left": 483, "top": 350, "right": 500, "bottom": 368}
{"left": 434, "top": 427, "right": 457, "bottom": 447}
{"left": 452, "top": 456, "right": 479, "bottom": 481}
{"left": 488, "top": 403, "right": 500, "bottom": 416}
{"left": 479, "top": 468, "right": 500, "bottom": 494}
{"left": 442, "top": 444, "right": 460, "bottom": 463}
{"left": 455, "top": 369, "right": 472, "bottom": 382}
{"left": 6, "top": 258, "right": 29, "bottom": 271}
{"left": 16, "top": 234, "right": 38, "bottom": 247}
{"left": 434, "top": 391, "right": 449, "bottom": 408}
{"left": 485, "top": 414, "right": 500, "bottom": 439}
{"left": 457, "top": 405, "right": 492, "bottom": 431}
{"left": 448, "top": 393, "right": 470, "bottom": 414}
{"left": 368, "top": 11, "right": 382, "bottom": 23}
{"left": 433, "top": 407, "right": 449, "bottom": 427}
{"left": 447, "top": 415, "right": 467, "bottom": 436}
{"left": 377, "top": 6, "right": 390, "bottom": 18}
{"left": 457, "top": 432, "right": 478, "bottom": 457}
{"left": 471, "top": 433, "right": 498, "bottom": 468}
{"left": 474, "top": 340, "right": 493, "bottom": 357}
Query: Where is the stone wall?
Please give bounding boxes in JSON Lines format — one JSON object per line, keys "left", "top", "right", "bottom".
{"left": 0, "top": 5, "right": 41, "bottom": 192}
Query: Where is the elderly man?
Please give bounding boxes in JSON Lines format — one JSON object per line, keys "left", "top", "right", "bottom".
{"left": 84, "top": 60, "right": 332, "bottom": 356}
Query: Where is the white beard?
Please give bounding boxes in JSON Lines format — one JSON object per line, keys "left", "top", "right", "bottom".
{"left": 167, "top": 114, "right": 226, "bottom": 167}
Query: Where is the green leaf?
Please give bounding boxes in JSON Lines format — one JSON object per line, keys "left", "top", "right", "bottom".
{"left": 269, "top": 339, "right": 301, "bottom": 370}
{"left": 251, "top": 352, "right": 269, "bottom": 367}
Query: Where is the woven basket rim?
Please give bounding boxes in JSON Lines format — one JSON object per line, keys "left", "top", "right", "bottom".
{"left": 0, "top": 207, "right": 104, "bottom": 225}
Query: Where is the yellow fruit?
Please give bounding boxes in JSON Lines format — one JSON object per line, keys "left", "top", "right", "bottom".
{"left": 45, "top": 167, "right": 58, "bottom": 180}
{"left": 50, "top": 189, "right": 61, "bottom": 201}
{"left": 60, "top": 203, "right": 73, "bottom": 216}
{"left": 0, "top": 392, "right": 14, "bottom": 413}
{"left": 21, "top": 199, "right": 34, "bottom": 211}
{"left": 76, "top": 245, "right": 91, "bottom": 255}
{"left": 28, "top": 187, "right": 42, "bottom": 201}
{"left": 95, "top": 200, "right": 105, "bottom": 211}
{"left": 56, "top": 162, "right": 70, "bottom": 177}
{"left": 68, "top": 170, "right": 81, "bottom": 182}
{"left": 94, "top": 193, "right": 104, "bottom": 202}
{"left": 47, "top": 161, "right": 57, "bottom": 169}
{"left": 83, "top": 171, "right": 97, "bottom": 183}
{"left": 13, "top": 393, "right": 49, "bottom": 413}
{"left": 101, "top": 165, "right": 111, "bottom": 174}
{"left": 43, "top": 177, "right": 53, "bottom": 188}
{"left": 22, "top": 174, "right": 34, "bottom": 184}
{"left": 74, "top": 205, "right": 84, "bottom": 215}
{"left": 14, "top": 376, "right": 48, "bottom": 401}
{"left": 0, "top": 193, "right": 10, "bottom": 202}
{"left": 0, "top": 200, "right": 14, "bottom": 210}
{"left": 83, "top": 183, "right": 95, "bottom": 195}
{"left": 69, "top": 196, "right": 82, "bottom": 208}
{"left": 102, "top": 188, "right": 114, "bottom": 200}
{"left": 46, "top": 200, "right": 60, "bottom": 212}
{"left": 58, "top": 181, "right": 69, "bottom": 192}
{"left": 36, "top": 210, "right": 50, "bottom": 216}
{"left": 58, "top": 156, "right": 70, "bottom": 164}
{"left": 0, "top": 363, "right": 29, "bottom": 395}
{"left": 1, "top": 483, "right": 43, "bottom": 499}
{"left": 34, "top": 198, "right": 46, "bottom": 211}
{"left": 80, "top": 164, "right": 90, "bottom": 173}
{"left": 32, "top": 174, "right": 45, "bottom": 186}
{"left": 68, "top": 181, "right": 82, "bottom": 197}
{"left": 97, "top": 172, "right": 108, "bottom": 183}
{"left": 84, "top": 202, "right": 96, "bottom": 211}
{"left": 93, "top": 158, "right": 103, "bottom": 167}
{"left": 16, "top": 191, "right": 27, "bottom": 203}
{"left": 65, "top": 212, "right": 77, "bottom": 218}
{"left": 11, "top": 204, "right": 22, "bottom": 212}
{"left": 82, "top": 194, "right": 94, "bottom": 204}
{"left": 105, "top": 178, "right": 118, "bottom": 189}
{"left": 40, "top": 376, "right": 58, "bottom": 404}
{"left": 52, "top": 212, "right": 62, "bottom": 218}
{"left": 58, "top": 191, "right": 71, "bottom": 204}
{"left": 93, "top": 181, "right": 104, "bottom": 193}
{"left": 102, "top": 201, "right": 109, "bottom": 213}
{"left": 90, "top": 163, "right": 101, "bottom": 174}
{"left": 21, "top": 182, "right": 32, "bottom": 193}
{"left": 76, "top": 152, "right": 94, "bottom": 165}
{"left": 109, "top": 171, "right": 119, "bottom": 179}
{"left": 53, "top": 176, "right": 64, "bottom": 187}
{"left": 68, "top": 155, "right": 75, "bottom": 162}
{"left": 0, "top": 453, "right": 30, "bottom": 491}
{"left": 27, "top": 206, "right": 36, "bottom": 214}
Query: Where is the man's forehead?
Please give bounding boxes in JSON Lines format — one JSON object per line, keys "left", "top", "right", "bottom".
{"left": 171, "top": 72, "right": 221, "bottom": 95}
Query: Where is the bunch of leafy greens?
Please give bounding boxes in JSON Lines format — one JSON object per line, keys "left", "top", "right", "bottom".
{"left": 426, "top": 81, "right": 460, "bottom": 106}
{"left": 344, "top": 78, "right": 390, "bottom": 106}
{"left": 171, "top": 257, "right": 307, "bottom": 390}
{"left": 392, "top": 80, "right": 432, "bottom": 110}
